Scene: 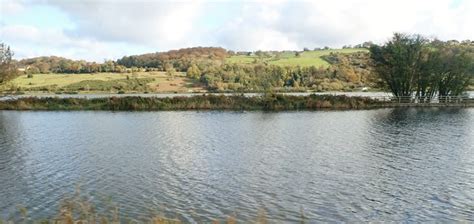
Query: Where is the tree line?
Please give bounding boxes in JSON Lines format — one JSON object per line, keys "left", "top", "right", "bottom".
{"left": 1, "top": 34, "right": 473, "bottom": 95}
{"left": 116, "top": 47, "right": 229, "bottom": 71}
{"left": 186, "top": 59, "right": 377, "bottom": 92}
{"left": 370, "top": 33, "right": 474, "bottom": 98}
{"left": 18, "top": 56, "right": 128, "bottom": 74}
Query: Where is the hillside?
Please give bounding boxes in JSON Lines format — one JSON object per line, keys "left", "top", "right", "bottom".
{"left": 226, "top": 48, "right": 368, "bottom": 68}
{"left": 6, "top": 47, "right": 380, "bottom": 94}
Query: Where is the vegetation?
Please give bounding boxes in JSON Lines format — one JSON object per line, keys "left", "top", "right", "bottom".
{"left": 18, "top": 56, "right": 127, "bottom": 74}
{"left": 196, "top": 63, "right": 376, "bottom": 92}
{"left": 6, "top": 51, "right": 380, "bottom": 93}
{"left": 2, "top": 72, "right": 204, "bottom": 94}
{"left": 0, "top": 43, "right": 17, "bottom": 83}
{"left": 0, "top": 95, "right": 381, "bottom": 111}
{"left": 370, "top": 33, "right": 474, "bottom": 99}
{"left": 1, "top": 190, "right": 274, "bottom": 223}
{"left": 3, "top": 36, "right": 473, "bottom": 94}
{"left": 117, "top": 47, "right": 229, "bottom": 71}
{"left": 226, "top": 48, "right": 368, "bottom": 68}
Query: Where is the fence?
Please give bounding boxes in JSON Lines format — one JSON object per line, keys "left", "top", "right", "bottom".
{"left": 370, "top": 95, "right": 474, "bottom": 105}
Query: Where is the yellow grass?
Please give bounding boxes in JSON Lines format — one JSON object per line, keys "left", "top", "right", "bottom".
{"left": 10, "top": 72, "right": 167, "bottom": 88}
{"left": 2, "top": 72, "right": 206, "bottom": 93}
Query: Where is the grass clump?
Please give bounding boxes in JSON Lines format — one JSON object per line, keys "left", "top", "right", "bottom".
{"left": 0, "top": 189, "right": 281, "bottom": 224}
{"left": 63, "top": 78, "right": 155, "bottom": 92}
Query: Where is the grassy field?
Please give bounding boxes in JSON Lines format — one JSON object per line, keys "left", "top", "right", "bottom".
{"left": 226, "top": 48, "right": 368, "bottom": 67}
{"left": 2, "top": 72, "right": 205, "bottom": 93}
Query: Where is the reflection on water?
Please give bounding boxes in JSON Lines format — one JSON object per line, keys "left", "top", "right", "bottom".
{"left": 0, "top": 109, "right": 473, "bottom": 222}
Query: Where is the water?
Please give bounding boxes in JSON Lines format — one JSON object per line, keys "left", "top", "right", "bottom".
{"left": 0, "top": 108, "right": 473, "bottom": 222}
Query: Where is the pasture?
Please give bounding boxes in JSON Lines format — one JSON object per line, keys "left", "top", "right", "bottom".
{"left": 3, "top": 72, "right": 205, "bottom": 93}
{"left": 226, "top": 48, "right": 368, "bottom": 67}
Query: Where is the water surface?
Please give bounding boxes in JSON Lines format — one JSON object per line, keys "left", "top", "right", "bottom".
{"left": 0, "top": 108, "right": 473, "bottom": 222}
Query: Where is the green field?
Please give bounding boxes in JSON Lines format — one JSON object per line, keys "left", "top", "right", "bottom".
{"left": 226, "top": 48, "right": 368, "bottom": 67}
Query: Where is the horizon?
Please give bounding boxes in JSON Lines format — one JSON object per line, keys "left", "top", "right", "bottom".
{"left": 1, "top": 0, "right": 474, "bottom": 62}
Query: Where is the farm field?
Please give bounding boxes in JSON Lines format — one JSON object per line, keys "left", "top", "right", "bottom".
{"left": 226, "top": 48, "right": 368, "bottom": 67}
{"left": 2, "top": 72, "right": 205, "bottom": 93}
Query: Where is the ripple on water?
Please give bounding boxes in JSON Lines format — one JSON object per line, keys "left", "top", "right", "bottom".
{"left": 0, "top": 108, "right": 473, "bottom": 222}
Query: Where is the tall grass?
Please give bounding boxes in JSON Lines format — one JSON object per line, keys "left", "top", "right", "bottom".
{"left": 0, "top": 189, "right": 283, "bottom": 224}
{"left": 0, "top": 94, "right": 382, "bottom": 111}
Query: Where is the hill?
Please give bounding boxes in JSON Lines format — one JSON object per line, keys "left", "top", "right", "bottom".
{"left": 6, "top": 47, "right": 379, "bottom": 94}
{"left": 226, "top": 48, "right": 368, "bottom": 68}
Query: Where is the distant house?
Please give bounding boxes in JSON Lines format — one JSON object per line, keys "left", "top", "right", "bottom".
{"left": 17, "top": 66, "right": 29, "bottom": 72}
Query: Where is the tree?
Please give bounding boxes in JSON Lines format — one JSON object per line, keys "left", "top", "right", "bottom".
{"left": 370, "top": 33, "right": 427, "bottom": 97}
{"left": 186, "top": 64, "right": 201, "bottom": 79}
{"left": 436, "top": 45, "right": 474, "bottom": 97}
{"left": 0, "top": 43, "right": 17, "bottom": 83}
{"left": 362, "top": 41, "right": 374, "bottom": 49}
{"left": 37, "top": 62, "right": 50, "bottom": 73}
{"left": 165, "top": 63, "right": 176, "bottom": 77}
{"left": 416, "top": 48, "right": 442, "bottom": 101}
{"left": 370, "top": 33, "right": 473, "bottom": 100}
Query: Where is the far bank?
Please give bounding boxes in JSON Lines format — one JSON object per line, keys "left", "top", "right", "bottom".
{"left": 0, "top": 94, "right": 472, "bottom": 111}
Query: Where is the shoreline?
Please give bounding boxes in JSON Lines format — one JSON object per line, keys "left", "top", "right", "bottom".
{"left": 0, "top": 94, "right": 472, "bottom": 111}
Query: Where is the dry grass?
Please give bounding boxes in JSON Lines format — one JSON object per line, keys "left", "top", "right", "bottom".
{"left": 1, "top": 72, "right": 205, "bottom": 93}
{"left": 0, "top": 189, "right": 275, "bottom": 224}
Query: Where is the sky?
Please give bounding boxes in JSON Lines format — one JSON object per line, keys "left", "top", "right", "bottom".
{"left": 1, "top": 0, "right": 473, "bottom": 62}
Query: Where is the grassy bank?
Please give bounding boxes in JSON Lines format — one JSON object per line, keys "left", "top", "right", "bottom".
{"left": 0, "top": 94, "right": 381, "bottom": 111}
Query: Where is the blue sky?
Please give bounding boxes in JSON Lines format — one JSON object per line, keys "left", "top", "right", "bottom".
{"left": 1, "top": 0, "right": 473, "bottom": 61}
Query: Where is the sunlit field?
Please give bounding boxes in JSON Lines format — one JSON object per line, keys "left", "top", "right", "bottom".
{"left": 3, "top": 72, "right": 205, "bottom": 93}
{"left": 226, "top": 48, "right": 368, "bottom": 67}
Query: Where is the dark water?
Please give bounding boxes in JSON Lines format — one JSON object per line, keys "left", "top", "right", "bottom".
{"left": 0, "top": 108, "right": 473, "bottom": 222}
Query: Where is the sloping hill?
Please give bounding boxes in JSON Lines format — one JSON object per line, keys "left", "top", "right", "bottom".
{"left": 226, "top": 48, "right": 369, "bottom": 67}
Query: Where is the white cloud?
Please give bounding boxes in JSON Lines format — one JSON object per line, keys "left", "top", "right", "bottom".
{"left": 1, "top": 24, "right": 139, "bottom": 61}
{"left": 42, "top": 0, "right": 205, "bottom": 49}
{"left": 0, "top": 0, "right": 25, "bottom": 15}
{"left": 216, "top": 0, "right": 474, "bottom": 50}
{"left": 2, "top": 0, "right": 474, "bottom": 60}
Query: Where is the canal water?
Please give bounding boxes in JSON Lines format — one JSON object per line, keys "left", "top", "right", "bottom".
{"left": 0, "top": 108, "right": 473, "bottom": 222}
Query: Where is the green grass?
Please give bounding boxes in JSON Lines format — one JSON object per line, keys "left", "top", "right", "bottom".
{"left": 225, "top": 55, "right": 258, "bottom": 64}
{"left": 226, "top": 48, "right": 368, "bottom": 68}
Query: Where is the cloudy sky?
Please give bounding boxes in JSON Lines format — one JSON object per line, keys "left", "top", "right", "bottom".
{"left": 1, "top": 0, "right": 473, "bottom": 61}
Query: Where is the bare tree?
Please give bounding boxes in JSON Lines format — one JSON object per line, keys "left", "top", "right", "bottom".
{"left": 0, "top": 43, "right": 17, "bottom": 83}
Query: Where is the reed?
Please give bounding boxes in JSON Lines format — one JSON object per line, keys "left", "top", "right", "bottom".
{"left": 0, "top": 94, "right": 381, "bottom": 111}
